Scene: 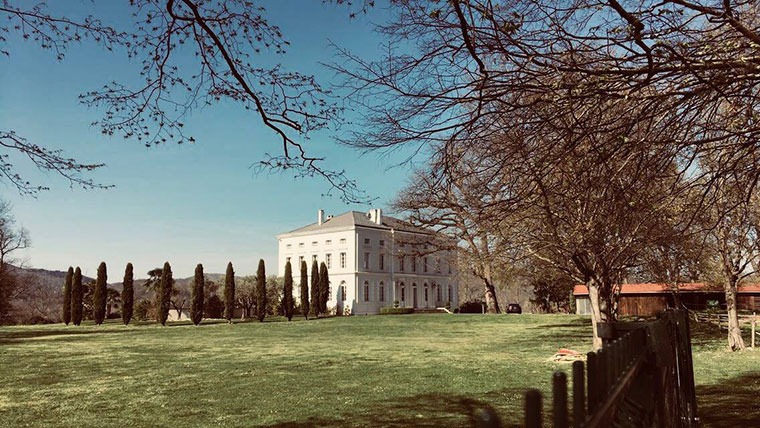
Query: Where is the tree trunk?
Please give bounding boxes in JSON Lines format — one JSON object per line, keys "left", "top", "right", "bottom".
{"left": 484, "top": 278, "right": 500, "bottom": 314}
{"left": 725, "top": 280, "right": 745, "bottom": 351}
{"left": 587, "top": 279, "right": 607, "bottom": 349}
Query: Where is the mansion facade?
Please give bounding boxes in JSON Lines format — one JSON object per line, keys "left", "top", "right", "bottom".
{"left": 277, "top": 209, "right": 458, "bottom": 315}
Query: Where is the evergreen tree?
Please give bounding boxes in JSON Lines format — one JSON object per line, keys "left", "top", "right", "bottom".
{"left": 319, "top": 262, "right": 329, "bottom": 315}
{"left": 299, "top": 260, "right": 309, "bottom": 319}
{"left": 62, "top": 266, "right": 73, "bottom": 325}
{"left": 310, "top": 259, "right": 319, "bottom": 317}
{"left": 158, "top": 262, "right": 173, "bottom": 326}
{"left": 191, "top": 263, "right": 204, "bottom": 325}
{"left": 93, "top": 262, "right": 107, "bottom": 324}
{"left": 255, "top": 259, "right": 267, "bottom": 322}
{"left": 283, "top": 261, "right": 294, "bottom": 321}
{"left": 71, "top": 267, "right": 83, "bottom": 326}
{"left": 223, "top": 262, "right": 235, "bottom": 323}
{"left": 122, "top": 263, "right": 134, "bottom": 325}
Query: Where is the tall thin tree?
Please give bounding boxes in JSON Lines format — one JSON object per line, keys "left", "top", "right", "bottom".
{"left": 310, "top": 259, "right": 319, "bottom": 317}
{"left": 255, "top": 259, "right": 267, "bottom": 322}
{"left": 191, "top": 263, "right": 205, "bottom": 326}
{"left": 93, "top": 262, "right": 107, "bottom": 324}
{"left": 122, "top": 263, "right": 134, "bottom": 325}
{"left": 319, "top": 262, "right": 329, "bottom": 315}
{"left": 223, "top": 262, "right": 235, "bottom": 323}
{"left": 62, "top": 266, "right": 73, "bottom": 325}
{"left": 283, "top": 261, "right": 295, "bottom": 321}
{"left": 300, "top": 260, "right": 309, "bottom": 319}
{"left": 158, "top": 262, "right": 173, "bottom": 326}
{"left": 71, "top": 267, "right": 83, "bottom": 326}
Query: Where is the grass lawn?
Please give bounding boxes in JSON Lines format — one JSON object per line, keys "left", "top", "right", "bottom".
{"left": 0, "top": 314, "right": 757, "bottom": 428}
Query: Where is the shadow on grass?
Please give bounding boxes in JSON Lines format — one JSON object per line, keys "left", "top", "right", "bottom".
{"left": 259, "top": 390, "right": 527, "bottom": 428}
{"left": 697, "top": 371, "right": 760, "bottom": 428}
{"left": 0, "top": 328, "right": 130, "bottom": 344}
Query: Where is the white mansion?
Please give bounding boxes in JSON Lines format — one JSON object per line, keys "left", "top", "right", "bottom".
{"left": 277, "top": 209, "right": 459, "bottom": 315}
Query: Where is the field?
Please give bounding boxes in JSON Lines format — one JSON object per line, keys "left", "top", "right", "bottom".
{"left": 0, "top": 314, "right": 758, "bottom": 428}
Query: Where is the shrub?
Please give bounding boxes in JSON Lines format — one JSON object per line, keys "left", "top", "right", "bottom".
{"left": 134, "top": 298, "right": 153, "bottom": 321}
{"left": 299, "top": 260, "right": 309, "bottom": 319}
{"left": 191, "top": 264, "right": 204, "bottom": 325}
{"left": 157, "top": 262, "right": 173, "bottom": 325}
{"left": 380, "top": 307, "right": 414, "bottom": 315}
{"left": 282, "top": 261, "right": 295, "bottom": 321}
{"left": 223, "top": 262, "right": 235, "bottom": 322}
{"left": 255, "top": 259, "right": 266, "bottom": 322}
{"left": 204, "top": 294, "right": 224, "bottom": 318}
{"left": 71, "top": 267, "right": 83, "bottom": 326}
{"left": 459, "top": 300, "right": 485, "bottom": 314}
{"left": 310, "top": 260, "right": 319, "bottom": 317}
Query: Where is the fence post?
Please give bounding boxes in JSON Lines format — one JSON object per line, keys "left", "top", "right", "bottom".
{"left": 752, "top": 312, "right": 756, "bottom": 349}
{"left": 525, "top": 389, "right": 542, "bottom": 428}
{"left": 553, "top": 372, "right": 568, "bottom": 428}
{"left": 572, "top": 360, "right": 586, "bottom": 426}
{"left": 587, "top": 351, "right": 598, "bottom": 414}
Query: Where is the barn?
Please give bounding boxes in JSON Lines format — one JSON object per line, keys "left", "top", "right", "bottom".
{"left": 574, "top": 283, "right": 760, "bottom": 317}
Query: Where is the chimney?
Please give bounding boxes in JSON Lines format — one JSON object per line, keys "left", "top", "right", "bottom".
{"left": 375, "top": 208, "right": 383, "bottom": 225}
{"left": 318, "top": 209, "right": 324, "bottom": 225}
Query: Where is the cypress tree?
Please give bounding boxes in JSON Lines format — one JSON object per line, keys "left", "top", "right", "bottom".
{"left": 310, "top": 259, "right": 319, "bottom": 317}
{"left": 122, "top": 263, "right": 134, "bottom": 325}
{"left": 283, "top": 261, "right": 294, "bottom": 321}
{"left": 255, "top": 259, "right": 266, "bottom": 322}
{"left": 72, "top": 267, "right": 83, "bottom": 326}
{"left": 319, "top": 262, "right": 329, "bottom": 315}
{"left": 93, "top": 262, "right": 107, "bottom": 325}
{"left": 158, "top": 262, "right": 173, "bottom": 326}
{"left": 299, "top": 260, "right": 309, "bottom": 319}
{"left": 223, "top": 262, "right": 235, "bottom": 323}
{"left": 62, "top": 266, "right": 73, "bottom": 325}
{"left": 191, "top": 263, "right": 204, "bottom": 325}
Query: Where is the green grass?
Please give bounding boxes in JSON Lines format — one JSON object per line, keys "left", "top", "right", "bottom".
{"left": 0, "top": 314, "right": 757, "bottom": 427}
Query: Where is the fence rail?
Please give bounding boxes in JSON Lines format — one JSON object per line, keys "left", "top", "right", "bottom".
{"left": 492, "top": 309, "right": 699, "bottom": 428}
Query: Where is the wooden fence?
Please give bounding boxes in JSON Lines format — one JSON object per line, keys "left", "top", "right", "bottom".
{"left": 474, "top": 309, "right": 699, "bottom": 428}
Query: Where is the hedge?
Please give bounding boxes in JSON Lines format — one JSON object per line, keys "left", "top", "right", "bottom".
{"left": 380, "top": 307, "right": 415, "bottom": 315}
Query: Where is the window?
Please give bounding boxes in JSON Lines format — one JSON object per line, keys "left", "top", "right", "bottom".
{"left": 399, "top": 256, "right": 405, "bottom": 272}
{"left": 340, "top": 238, "right": 346, "bottom": 244}
{"left": 379, "top": 239, "right": 385, "bottom": 246}
{"left": 312, "top": 241, "right": 318, "bottom": 247}
{"left": 412, "top": 256, "right": 417, "bottom": 272}
{"left": 339, "top": 281, "right": 346, "bottom": 301}
{"left": 326, "top": 253, "right": 332, "bottom": 269}
{"left": 437, "top": 285, "right": 442, "bottom": 302}
{"left": 401, "top": 287, "right": 405, "bottom": 301}
{"left": 448, "top": 285, "right": 452, "bottom": 302}
{"left": 379, "top": 282, "right": 385, "bottom": 302}
{"left": 363, "top": 252, "right": 370, "bottom": 269}
{"left": 436, "top": 257, "right": 441, "bottom": 273}
{"left": 340, "top": 252, "right": 346, "bottom": 268}
{"left": 326, "top": 239, "right": 332, "bottom": 245}
{"left": 424, "top": 285, "right": 429, "bottom": 302}
{"left": 379, "top": 254, "right": 385, "bottom": 270}
{"left": 286, "top": 243, "right": 292, "bottom": 249}
{"left": 312, "top": 255, "right": 317, "bottom": 263}
{"left": 298, "top": 242, "right": 304, "bottom": 248}
{"left": 423, "top": 257, "right": 429, "bottom": 273}
{"left": 363, "top": 281, "right": 370, "bottom": 302}
{"left": 364, "top": 238, "right": 371, "bottom": 245}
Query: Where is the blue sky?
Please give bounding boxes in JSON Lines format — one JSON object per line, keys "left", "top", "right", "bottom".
{"left": 0, "top": 1, "right": 417, "bottom": 278}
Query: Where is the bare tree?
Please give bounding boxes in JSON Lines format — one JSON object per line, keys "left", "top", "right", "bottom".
{"left": 1, "top": 0, "right": 367, "bottom": 200}
{"left": 0, "top": 199, "right": 30, "bottom": 323}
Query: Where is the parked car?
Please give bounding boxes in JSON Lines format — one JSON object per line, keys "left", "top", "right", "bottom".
{"left": 506, "top": 303, "right": 522, "bottom": 314}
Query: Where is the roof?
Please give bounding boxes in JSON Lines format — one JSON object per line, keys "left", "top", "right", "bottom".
{"left": 278, "top": 211, "right": 431, "bottom": 237}
{"left": 573, "top": 283, "right": 760, "bottom": 296}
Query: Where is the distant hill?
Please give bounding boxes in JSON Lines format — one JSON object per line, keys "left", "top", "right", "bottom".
{"left": 12, "top": 266, "right": 95, "bottom": 289}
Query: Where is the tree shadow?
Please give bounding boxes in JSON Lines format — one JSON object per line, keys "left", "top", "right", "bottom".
{"left": 0, "top": 327, "right": 130, "bottom": 344}
{"left": 258, "top": 389, "right": 528, "bottom": 428}
{"left": 697, "top": 371, "right": 760, "bottom": 428}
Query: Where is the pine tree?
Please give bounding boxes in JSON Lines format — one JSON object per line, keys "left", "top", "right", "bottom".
{"left": 299, "top": 260, "right": 309, "bottom": 319}
{"left": 122, "top": 263, "right": 134, "bottom": 325}
{"left": 62, "top": 266, "right": 73, "bottom": 325}
{"left": 310, "top": 259, "right": 319, "bottom": 317}
{"left": 283, "top": 261, "right": 294, "bottom": 321}
{"left": 158, "top": 262, "right": 173, "bottom": 326}
{"left": 255, "top": 259, "right": 267, "bottom": 322}
{"left": 223, "top": 262, "right": 235, "bottom": 323}
{"left": 191, "top": 263, "right": 204, "bottom": 325}
{"left": 93, "top": 262, "right": 107, "bottom": 325}
{"left": 319, "top": 262, "right": 329, "bottom": 315}
{"left": 71, "top": 267, "right": 83, "bottom": 326}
